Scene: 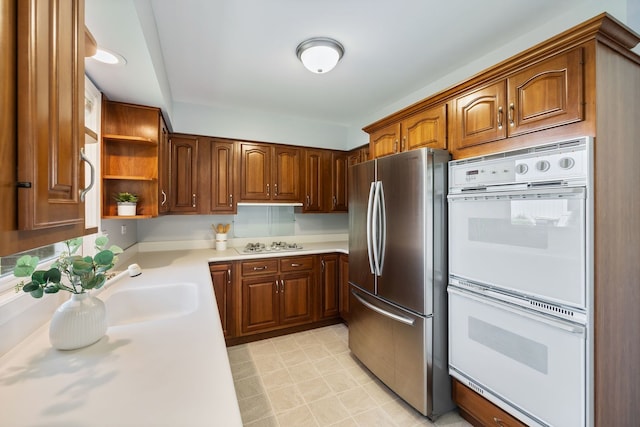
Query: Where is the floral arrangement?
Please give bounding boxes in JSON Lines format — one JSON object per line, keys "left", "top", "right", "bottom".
{"left": 14, "top": 236, "right": 123, "bottom": 298}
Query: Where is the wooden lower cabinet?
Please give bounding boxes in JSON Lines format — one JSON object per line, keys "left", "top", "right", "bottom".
{"left": 319, "top": 254, "right": 339, "bottom": 319}
{"left": 452, "top": 379, "right": 527, "bottom": 427}
{"left": 209, "top": 262, "right": 234, "bottom": 338}
{"left": 339, "top": 254, "right": 349, "bottom": 322}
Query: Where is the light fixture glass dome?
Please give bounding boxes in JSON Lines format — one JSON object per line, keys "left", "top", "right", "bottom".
{"left": 296, "top": 37, "right": 344, "bottom": 74}
{"left": 91, "top": 48, "right": 126, "bottom": 65}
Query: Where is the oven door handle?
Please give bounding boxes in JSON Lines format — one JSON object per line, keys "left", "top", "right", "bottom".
{"left": 448, "top": 286, "right": 586, "bottom": 336}
{"left": 448, "top": 186, "right": 586, "bottom": 201}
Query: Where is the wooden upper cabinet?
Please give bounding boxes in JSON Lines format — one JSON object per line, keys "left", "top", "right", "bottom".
{"left": 329, "top": 152, "right": 348, "bottom": 212}
{"left": 402, "top": 104, "right": 448, "bottom": 151}
{"left": 368, "top": 104, "right": 447, "bottom": 159}
{"left": 158, "top": 117, "right": 170, "bottom": 214}
{"left": 507, "top": 47, "right": 583, "bottom": 136}
{"left": 453, "top": 47, "right": 584, "bottom": 154}
{"left": 170, "top": 135, "right": 199, "bottom": 213}
{"left": 207, "top": 139, "right": 236, "bottom": 214}
{"left": 239, "top": 142, "right": 301, "bottom": 202}
{"left": 454, "top": 81, "right": 507, "bottom": 149}
{"left": 17, "top": 0, "right": 85, "bottom": 230}
{"left": 370, "top": 123, "right": 401, "bottom": 158}
{"left": 302, "top": 149, "right": 325, "bottom": 212}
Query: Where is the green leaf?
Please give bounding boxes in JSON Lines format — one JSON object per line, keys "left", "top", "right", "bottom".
{"left": 66, "top": 238, "right": 83, "bottom": 254}
{"left": 44, "top": 285, "right": 60, "bottom": 294}
{"left": 14, "top": 255, "right": 39, "bottom": 277}
{"left": 94, "top": 250, "right": 114, "bottom": 266}
{"left": 109, "top": 245, "right": 123, "bottom": 255}
{"left": 31, "top": 270, "right": 47, "bottom": 285}
{"left": 93, "top": 274, "right": 107, "bottom": 289}
{"left": 22, "top": 282, "right": 40, "bottom": 293}
{"left": 95, "top": 235, "right": 108, "bottom": 249}
{"left": 30, "top": 287, "right": 44, "bottom": 298}
{"left": 72, "top": 259, "right": 93, "bottom": 274}
{"left": 44, "top": 268, "right": 61, "bottom": 284}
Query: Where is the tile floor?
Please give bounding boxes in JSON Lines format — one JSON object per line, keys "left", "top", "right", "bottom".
{"left": 227, "top": 324, "right": 472, "bottom": 427}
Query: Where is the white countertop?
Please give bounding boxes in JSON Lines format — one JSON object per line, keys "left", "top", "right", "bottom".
{"left": 0, "top": 241, "right": 347, "bottom": 427}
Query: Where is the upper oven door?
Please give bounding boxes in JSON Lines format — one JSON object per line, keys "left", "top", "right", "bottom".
{"left": 448, "top": 186, "right": 586, "bottom": 309}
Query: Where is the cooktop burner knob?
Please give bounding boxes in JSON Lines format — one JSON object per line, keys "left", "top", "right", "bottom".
{"left": 559, "top": 157, "right": 575, "bottom": 169}
{"left": 535, "top": 160, "right": 551, "bottom": 172}
{"left": 515, "top": 163, "right": 528, "bottom": 175}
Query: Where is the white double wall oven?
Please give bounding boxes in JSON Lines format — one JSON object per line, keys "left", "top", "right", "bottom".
{"left": 447, "top": 137, "right": 593, "bottom": 427}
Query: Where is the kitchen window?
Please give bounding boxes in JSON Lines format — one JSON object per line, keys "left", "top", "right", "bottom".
{"left": 0, "top": 243, "right": 65, "bottom": 295}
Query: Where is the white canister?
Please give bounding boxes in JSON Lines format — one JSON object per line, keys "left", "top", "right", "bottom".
{"left": 215, "top": 233, "right": 227, "bottom": 251}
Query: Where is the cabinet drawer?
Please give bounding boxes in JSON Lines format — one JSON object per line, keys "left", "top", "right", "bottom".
{"left": 452, "top": 380, "right": 527, "bottom": 427}
{"left": 279, "top": 256, "right": 314, "bottom": 272}
{"left": 241, "top": 259, "right": 279, "bottom": 276}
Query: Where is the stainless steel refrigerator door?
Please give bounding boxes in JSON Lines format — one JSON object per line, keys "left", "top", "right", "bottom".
{"left": 349, "top": 285, "right": 431, "bottom": 416}
{"left": 376, "top": 149, "right": 432, "bottom": 315}
{"left": 348, "top": 160, "right": 376, "bottom": 294}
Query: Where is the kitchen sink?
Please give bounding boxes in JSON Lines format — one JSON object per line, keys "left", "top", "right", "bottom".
{"left": 105, "top": 282, "right": 199, "bottom": 326}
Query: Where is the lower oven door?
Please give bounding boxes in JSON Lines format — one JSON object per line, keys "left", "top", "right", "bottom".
{"left": 448, "top": 286, "right": 585, "bottom": 427}
{"left": 448, "top": 187, "right": 586, "bottom": 308}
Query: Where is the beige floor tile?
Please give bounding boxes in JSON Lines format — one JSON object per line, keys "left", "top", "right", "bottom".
{"left": 352, "top": 407, "right": 399, "bottom": 427}
{"left": 434, "top": 409, "right": 472, "bottom": 426}
{"left": 287, "top": 360, "right": 321, "bottom": 382}
{"left": 307, "top": 395, "right": 352, "bottom": 425}
{"left": 297, "top": 376, "right": 334, "bottom": 403}
{"left": 238, "top": 393, "right": 274, "bottom": 424}
{"left": 267, "top": 384, "right": 306, "bottom": 414}
{"left": 230, "top": 359, "right": 259, "bottom": 381}
{"left": 271, "top": 335, "right": 302, "bottom": 354}
{"left": 328, "top": 417, "right": 359, "bottom": 427}
{"left": 249, "top": 339, "right": 279, "bottom": 357}
{"left": 313, "top": 355, "right": 343, "bottom": 376}
{"left": 335, "top": 387, "right": 379, "bottom": 416}
{"left": 277, "top": 405, "right": 319, "bottom": 427}
{"left": 254, "top": 353, "right": 285, "bottom": 374}
{"left": 294, "top": 331, "right": 322, "bottom": 347}
{"left": 227, "top": 344, "right": 252, "bottom": 365}
{"left": 303, "top": 343, "right": 332, "bottom": 361}
{"left": 346, "top": 364, "right": 377, "bottom": 385}
{"left": 279, "top": 347, "right": 310, "bottom": 367}
{"left": 362, "top": 379, "right": 399, "bottom": 405}
{"left": 261, "top": 367, "right": 295, "bottom": 391}
{"left": 234, "top": 375, "right": 265, "bottom": 400}
{"left": 323, "top": 370, "right": 360, "bottom": 394}
{"left": 245, "top": 414, "right": 279, "bottom": 427}
{"left": 323, "top": 338, "right": 349, "bottom": 354}
{"left": 381, "top": 398, "right": 433, "bottom": 426}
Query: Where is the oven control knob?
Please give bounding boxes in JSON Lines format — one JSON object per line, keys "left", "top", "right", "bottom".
{"left": 559, "top": 157, "right": 575, "bottom": 169}
{"left": 515, "top": 163, "right": 528, "bottom": 175}
{"left": 535, "top": 160, "right": 551, "bottom": 172}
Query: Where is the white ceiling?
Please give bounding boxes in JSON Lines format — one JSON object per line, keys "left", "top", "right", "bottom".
{"left": 85, "top": 0, "right": 635, "bottom": 137}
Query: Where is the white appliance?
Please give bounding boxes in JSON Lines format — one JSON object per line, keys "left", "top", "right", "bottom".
{"left": 348, "top": 148, "right": 454, "bottom": 419}
{"left": 447, "top": 137, "right": 593, "bottom": 427}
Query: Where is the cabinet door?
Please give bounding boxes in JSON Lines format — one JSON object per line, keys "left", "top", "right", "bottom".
{"left": 339, "top": 254, "right": 350, "bottom": 322}
{"left": 452, "top": 379, "right": 528, "bottom": 427}
{"left": 170, "top": 135, "right": 199, "bottom": 212}
{"left": 303, "top": 149, "right": 324, "bottom": 212}
{"left": 17, "top": 0, "right": 85, "bottom": 230}
{"left": 241, "top": 275, "right": 279, "bottom": 334}
{"left": 319, "top": 255, "right": 339, "bottom": 319}
{"left": 273, "top": 146, "right": 301, "bottom": 202}
{"left": 507, "top": 48, "right": 583, "bottom": 137}
{"left": 329, "top": 152, "right": 348, "bottom": 212}
{"left": 370, "top": 123, "right": 400, "bottom": 158}
{"left": 239, "top": 142, "right": 271, "bottom": 201}
{"left": 158, "top": 116, "right": 170, "bottom": 213}
{"left": 453, "top": 81, "right": 507, "bottom": 150}
{"left": 402, "top": 104, "right": 447, "bottom": 151}
{"left": 280, "top": 272, "right": 313, "bottom": 326}
{"left": 210, "top": 262, "right": 233, "bottom": 338}
{"left": 209, "top": 139, "right": 236, "bottom": 213}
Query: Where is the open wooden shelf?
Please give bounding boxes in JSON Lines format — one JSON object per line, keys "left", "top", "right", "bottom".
{"left": 103, "top": 175, "right": 157, "bottom": 181}
{"left": 103, "top": 134, "right": 156, "bottom": 144}
{"left": 102, "top": 215, "right": 153, "bottom": 220}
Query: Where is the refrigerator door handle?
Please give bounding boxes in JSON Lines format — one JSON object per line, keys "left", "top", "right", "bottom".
{"left": 377, "top": 181, "right": 386, "bottom": 274}
{"left": 372, "top": 181, "right": 382, "bottom": 276}
{"left": 366, "top": 182, "right": 376, "bottom": 275}
{"left": 351, "top": 289, "right": 415, "bottom": 326}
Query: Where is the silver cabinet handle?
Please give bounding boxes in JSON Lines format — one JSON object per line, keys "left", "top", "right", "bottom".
{"left": 266, "top": 184, "right": 270, "bottom": 196}
{"left": 280, "top": 279, "right": 285, "bottom": 292}
{"left": 509, "top": 103, "right": 515, "bottom": 127}
{"left": 497, "top": 106, "right": 504, "bottom": 130}
{"left": 229, "top": 194, "right": 233, "bottom": 207}
{"left": 275, "top": 279, "right": 279, "bottom": 293}
{"left": 161, "top": 190, "right": 167, "bottom": 206}
{"left": 332, "top": 196, "right": 337, "bottom": 207}
{"left": 227, "top": 269, "right": 231, "bottom": 284}
{"left": 321, "top": 259, "right": 325, "bottom": 272}
{"left": 253, "top": 266, "right": 267, "bottom": 271}
{"left": 274, "top": 183, "right": 278, "bottom": 196}
{"left": 291, "top": 263, "right": 302, "bottom": 267}
{"left": 306, "top": 195, "right": 310, "bottom": 207}
{"left": 192, "top": 193, "right": 196, "bottom": 208}
{"left": 79, "top": 148, "right": 94, "bottom": 202}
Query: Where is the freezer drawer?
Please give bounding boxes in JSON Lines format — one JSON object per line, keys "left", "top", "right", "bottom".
{"left": 349, "top": 286, "right": 431, "bottom": 416}
{"left": 448, "top": 286, "right": 586, "bottom": 427}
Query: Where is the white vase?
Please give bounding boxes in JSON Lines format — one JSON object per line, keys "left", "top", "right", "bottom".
{"left": 49, "top": 293, "right": 107, "bottom": 350}
{"left": 117, "top": 202, "right": 137, "bottom": 216}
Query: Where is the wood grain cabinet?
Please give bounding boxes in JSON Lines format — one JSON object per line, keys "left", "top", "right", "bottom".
{"left": 206, "top": 138, "right": 236, "bottom": 214}
{"left": 239, "top": 142, "right": 301, "bottom": 203}
{"left": 318, "top": 254, "right": 339, "bottom": 319}
{"left": 209, "top": 262, "right": 234, "bottom": 338}
{"left": 452, "top": 47, "right": 583, "bottom": 155}
{"left": 101, "top": 101, "right": 166, "bottom": 218}
{"left": 240, "top": 256, "right": 314, "bottom": 335}
{"left": 302, "top": 149, "right": 326, "bottom": 212}
{"left": 169, "top": 134, "right": 199, "bottom": 213}
{"left": 328, "top": 152, "right": 349, "bottom": 212}
{"left": 452, "top": 380, "right": 527, "bottom": 427}
{"left": 369, "top": 103, "right": 448, "bottom": 158}
{"left": 339, "top": 254, "right": 349, "bottom": 322}
{"left": 158, "top": 120, "right": 170, "bottom": 214}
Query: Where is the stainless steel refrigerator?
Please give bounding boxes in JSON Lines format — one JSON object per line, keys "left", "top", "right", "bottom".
{"left": 348, "top": 147, "right": 453, "bottom": 419}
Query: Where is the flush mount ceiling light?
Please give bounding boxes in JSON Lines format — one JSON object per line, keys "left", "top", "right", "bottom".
{"left": 91, "top": 48, "right": 126, "bottom": 65}
{"left": 296, "top": 37, "right": 344, "bottom": 74}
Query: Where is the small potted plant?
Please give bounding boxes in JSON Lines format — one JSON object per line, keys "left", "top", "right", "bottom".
{"left": 114, "top": 192, "right": 139, "bottom": 216}
{"left": 14, "top": 236, "right": 123, "bottom": 350}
